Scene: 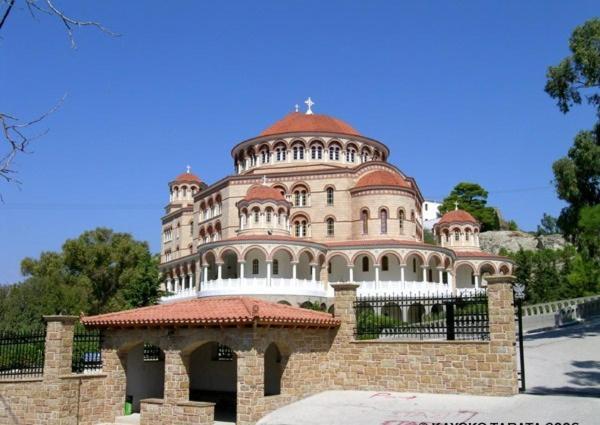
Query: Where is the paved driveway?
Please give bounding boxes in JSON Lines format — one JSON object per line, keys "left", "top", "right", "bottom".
{"left": 258, "top": 320, "right": 600, "bottom": 425}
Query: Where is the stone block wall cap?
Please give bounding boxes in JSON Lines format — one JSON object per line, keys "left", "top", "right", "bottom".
{"left": 176, "top": 400, "right": 216, "bottom": 408}
{"left": 43, "top": 315, "right": 79, "bottom": 323}
{"left": 485, "top": 275, "right": 517, "bottom": 284}
{"left": 330, "top": 282, "right": 360, "bottom": 291}
{"left": 140, "top": 398, "right": 164, "bottom": 405}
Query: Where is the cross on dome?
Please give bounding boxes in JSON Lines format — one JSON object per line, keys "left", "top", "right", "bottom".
{"left": 186, "top": 165, "right": 191, "bottom": 174}
{"left": 454, "top": 200, "right": 459, "bottom": 210}
{"left": 294, "top": 104, "right": 299, "bottom": 113}
{"left": 304, "top": 97, "right": 315, "bottom": 115}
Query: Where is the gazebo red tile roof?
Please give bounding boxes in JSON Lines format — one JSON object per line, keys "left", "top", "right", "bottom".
{"left": 81, "top": 297, "right": 340, "bottom": 328}
{"left": 355, "top": 170, "right": 411, "bottom": 189}
{"left": 260, "top": 112, "right": 360, "bottom": 137}
{"left": 173, "top": 172, "right": 202, "bottom": 184}
{"left": 243, "top": 185, "right": 286, "bottom": 202}
{"left": 438, "top": 209, "right": 478, "bottom": 225}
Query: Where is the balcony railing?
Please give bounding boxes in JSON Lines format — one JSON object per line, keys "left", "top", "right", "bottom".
{"left": 160, "top": 278, "right": 483, "bottom": 303}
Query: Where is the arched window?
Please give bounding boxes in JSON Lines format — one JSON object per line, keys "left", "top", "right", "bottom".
{"left": 410, "top": 210, "right": 415, "bottom": 221}
{"left": 293, "top": 188, "right": 308, "bottom": 207}
{"left": 275, "top": 146, "right": 286, "bottom": 161}
{"left": 261, "top": 149, "right": 270, "bottom": 164}
{"left": 382, "top": 255, "right": 389, "bottom": 271}
{"left": 253, "top": 209, "right": 260, "bottom": 224}
{"left": 465, "top": 228, "right": 471, "bottom": 241}
{"left": 454, "top": 230, "right": 460, "bottom": 241}
{"left": 362, "top": 257, "right": 369, "bottom": 272}
{"left": 294, "top": 219, "right": 308, "bottom": 237}
{"left": 380, "top": 209, "right": 388, "bottom": 234}
{"left": 311, "top": 144, "right": 323, "bottom": 159}
{"left": 329, "top": 145, "right": 340, "bottom": 161}
{"left": 266, "top": 208, "right": 272, "bottom": 223}
{"left": 361, "top": 210, "right": 369, "bottom": 234}
{"left": 292, "top": 144, "right": 304, "bottom": 160}
{"left": 345, "top": 147, "right": 356, "bottom": 162}
{"left": 326, "top": 218, "right": 335, "bottom": 236}
{"left": 252, "top": 259, "right": 259, "bottom": 275}
{"left": 398, "top": 209, "right": 405, "bottom": 233}
{"left": 412, "top": 258, "right": 417, "bottom": 273}
{"left": 326, "top": 187, "right": 334, "bottom": 206}
{"left": 273, "top": 259, "right": 279, "bottom": 275}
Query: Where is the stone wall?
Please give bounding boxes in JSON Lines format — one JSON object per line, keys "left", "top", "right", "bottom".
{"left": 0, "top": 276, "right": 518, "bottom": 425}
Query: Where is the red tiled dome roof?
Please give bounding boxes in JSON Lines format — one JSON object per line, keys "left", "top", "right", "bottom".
{"left": 355, "top": 170, "right": 411, "bottom": 189}
{"left": 173, "top": 172, "right": 202, "bottom": 184}
{"left": 81, "top": 296, "right": 340, "bottom": 328}
{"left": 438, "top": 209, "right": 478, "bottom": 225}
{"left": 243, "top": 185, "right": 286, "bottom": 202}
{"left": 260, "top": 112, "right": 360, "bottom": 137}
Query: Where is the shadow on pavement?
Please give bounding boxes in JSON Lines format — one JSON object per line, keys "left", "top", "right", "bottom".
{"left": 524, "top": 321, "right": 600, "bottom": 341}
{"left": 527, "top": 358, "right": 600, "bottom": 398}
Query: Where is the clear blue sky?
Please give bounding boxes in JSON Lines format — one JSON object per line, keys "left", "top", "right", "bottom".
{"left": 0, "top": 1, "right": 598, "bottom": 283}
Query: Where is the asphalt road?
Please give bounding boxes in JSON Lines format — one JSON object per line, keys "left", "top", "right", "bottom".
{"left": 258, "top": 320, "right": 600, "bottom": 425}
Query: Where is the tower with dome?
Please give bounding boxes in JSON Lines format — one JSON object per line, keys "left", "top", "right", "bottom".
{"left": 159, "top": 100, "right": 512, "bottom": 306}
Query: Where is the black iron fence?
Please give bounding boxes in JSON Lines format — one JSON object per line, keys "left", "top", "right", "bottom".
{"left": 354, "top": 292, "right": 489, "bottom": 341}
{"left": 72, "top": 327, "right": 103, "bottom": 373}
{"left": 0, "top": 328, "right": 46, "bottom": 379}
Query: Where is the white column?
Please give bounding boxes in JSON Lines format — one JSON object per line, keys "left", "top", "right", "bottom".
{"left": 187, "top": 273, "right": 193, "bottom": 290}
{"left": 375, "top": 265, "right": 380, "bottom": 283}
{"left": 166, "top": 278, "right": 172, "bottom": 293}
{"left": 311, "top": 265, "right": 316, "bottom": 282}
{"left": 239, "top": 262, "right": 245, "bottom": 284}
{"left": 292, "top": 262, "right": 297, "bottom": 282}
{"left": 203, "top": 266, "right": 208, "bottom": 283}
{"left": 267, "top": 261, "right": 272, "bottom": 286}
{"left": 449, "top": 272, "right": 455, "bottom": 292}
{"left": 438, "top": 268, "right": 443, "bottom": 284}
{"left": 217, "top": 264, "right": 222, "bottom": 280}
{"left": 349, "top": 266, "right": 354, "bottom": 282}
{"left": 474, "top": 274, "right": 480, "bottom": 289}
{"left": 421, "top": 266, "right": 428, "bottom": 283}
{"left": 174, "top": 276, "right": 180, "bottom": 293}
{"left": 400, "top": 265, "right": 405, "bottom": 283}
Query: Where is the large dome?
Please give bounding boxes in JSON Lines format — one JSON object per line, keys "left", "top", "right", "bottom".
{"left": 438, "top": 209, "right": 478, "bottom": 225}
{"left": 243, "top": 185, "right": 286, "bottom": 202}
{"left": 355, "top": 170, "right": 411, "bottom": 189}
{"left": 259, "top": 112, "right": 360, "bottom": 137}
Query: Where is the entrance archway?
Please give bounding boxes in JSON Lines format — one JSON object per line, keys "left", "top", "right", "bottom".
{"left": 125, "top": 343, "right": 165, "bottom": 413}
{"left": 264, "top": 343, "right": 284, "bottom": 396}
{"left": 189, "top": 342, "right": 237, "bottom": 422}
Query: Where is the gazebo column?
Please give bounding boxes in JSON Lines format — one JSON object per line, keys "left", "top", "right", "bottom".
{"left": 174, "top": 275, "right": 180, "bottom": 293}
{"left": 448, "top": 271, "right": 455, "bottom": 292}
{"left": 195, "top": 259, "right": 201, "bottom": 290}
{"left": 203, "top": 265, "right": 208, "bottom": 283}
{"left": 166, "top": 277, "right": 172, "bottom": 293}
{"left": 421, "top": 266, "right": 428, "bottom": 283}
{"left": 374, "top": 265, "right": 380, "bottom": 283}
{"left": 310, "top": 264, "right": 316, "bottom": 282}
{"left": 348, "top": 265, "right": 354, "bottom": 283}
{"left": 400, "top": 265, "right": 405, "bottom": 283}
{"left": 292, "top": 262, "right": 297, "bottom": 283}
{"left": 266, "top": 261, "right": 272, "bottom": 286}
{"left": 187, "top": 272, "right": 193, "bottom": 290}
{"left": 438, "top": 267, "right": 444, "bottom": 284}
{"left": 474, "top": 274, "right": 480, "bottom": 289}
{"left": 217, "top": 263, "right": 223, "bottom": 281}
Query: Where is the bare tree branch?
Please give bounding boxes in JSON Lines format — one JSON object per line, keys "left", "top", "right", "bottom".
{"left": 0, "top": 95, "right": 66, "bottom": 185}
{"left": 0, "top": 0, "right": 16, "bottom": 30}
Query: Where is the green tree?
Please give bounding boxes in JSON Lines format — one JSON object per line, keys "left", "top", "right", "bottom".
{"left": 536, "top": 213, "right": 560, "bottom": 235}
{"left": 439, "top": 182, "right": 500, "bottom": 231}
{"left": 545, "top": 18, "right": 600, "bottom": 118}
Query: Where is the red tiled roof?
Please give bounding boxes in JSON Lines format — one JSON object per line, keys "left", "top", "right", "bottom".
{"left": 173, "top": 172, "right": 202, "bottom": 184}
{"left": 324, "top": 239, "right": 437, "bottom": 248}
{"left": 243, "top": 185, "right": 286, "bottom": 202}
{"left": 355, "top": 170, "right": 411, "bottom": 189}
{"left": 260, "top": 112, "right": 360, "bottom": 137}
{"left": 438, "top": 209, "right": 478, "bottom": 225}
{"left": 81, "top": 297, "right": 340, "bottom": 328}
{"left": 455, "top": 251, "right": 508, "bottom": 259}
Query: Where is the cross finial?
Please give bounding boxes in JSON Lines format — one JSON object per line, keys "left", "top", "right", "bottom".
{"left": 186, "top": 165, "right": 191, "bottom": 174}
{"left": 454, "top": 200, "right": 459, "bottom": 210}
{"left": 294, "top": 104, "right": 299, "bottom": 113}
{"left": 304, "top": 97, "right": 315, "bottom": 115}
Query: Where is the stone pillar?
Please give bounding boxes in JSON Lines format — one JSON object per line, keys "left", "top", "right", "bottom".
{"left": 292, "top": 262, "right": 297, "bottom": 281}
{"left": 374, "top": 265, "right": 380, "bottom": 283}
{"left": 163, "top": 349, "right": 190, "bottom": 404}
{"left": 421, "top": 266, "right": 428, "bottom": 283}
{"left": 266, "top": 261, "right": 272, "bottom": 286}
{"left": 331, "top": 283, "right": 359, "bottom": 342}
{"left": 474, "top": 274, "right": 480, "bottom": 289}
{"left": 42, "top": 315, "right": 78, "bottom": 380}
{"left": 203, "top": 265, "right": 208, "bottom": 283}
{"left": 485, "top": 275, "right": 519, "bottom": 395}
{"left": 239, "top": 261, "right": 246, "bottom": 284}
{"left": 348, "top": 266, "right": 354, "bottom": 282}
{"left": 438, "top": 268, "right": 443, "bottom": 284}
{"left": 400, "top": 265, "right": 405, "bottom": 283}
{"left": 236, "top": 348, "right": 264, "bottom": 425}
{"left": 195, "top": 259, "right": 201, "bottom": 290}
{"left": 311, "top": 265, "right": 316, "bottom": 282}
{"left": 217, "top": 263, "right": 223, "bottom": 280}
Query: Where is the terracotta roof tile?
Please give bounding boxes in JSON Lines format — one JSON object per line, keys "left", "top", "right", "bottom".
{"left": 173, "top": 172, "right": 202, "bottom": 184}
{"left": 355, "top": 170, "right": 411, "bottom": 189}
{"left": 260, "top": 112, "right": 360, "bottom": 137}
{"left": 455, "top": 251, "right": 508, "bottom": 259}
{"left": 81, "top": 296, "right": 340, "bottom": 328}
{"left": 438, "top": 209, "right": 478, "bottom": 225}
{"left": 242, "top": 185, "right": 286, "bottom": 202}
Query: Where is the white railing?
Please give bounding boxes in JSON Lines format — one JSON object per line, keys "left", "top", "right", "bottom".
{"left": 160, "top": 279, "right": 485, "bottom": 303}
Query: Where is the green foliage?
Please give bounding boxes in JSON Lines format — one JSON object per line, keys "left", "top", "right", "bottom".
{"left": 536, "top": 213, "right": 560, "bottom": 235}
{"left": 300, "top": 301, "right": 326, "bottom": 311}
{"left": 545, "top": 18, "right": 600, "bottom": 117}
{"left": 423, "top": 228, "right": 436, "bottom": 245}
{"left": 1, "top": 228, "right": 162, "bottom": 332}
{"left": 506, "top": 220, "right": 519, "bottom": 231}
{"left": 439, "top": 182, "right": 500, "bottom": 231}
{"left": 356, "top": 311, "right": 403, "bottom": 340}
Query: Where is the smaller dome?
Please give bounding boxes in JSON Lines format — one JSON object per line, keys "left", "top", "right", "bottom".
{"left": 355, "top": 170, "right": 411, "bottom": 189}
{"left": 172, "top": 167, "right": 202, "bottom": 184}
{"left": 438, "top": 209, "right": 478, "bottom": 225}
{"left": 243, "top": 185, "right": 286, "bottom": 202}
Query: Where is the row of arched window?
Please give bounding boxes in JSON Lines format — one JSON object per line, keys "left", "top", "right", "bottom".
{"left": 235, "top": 140, "right": 385, "bottom": 173}
{"left": 360, "top": 208, "right": 416, "bottom": 235}
{"left": 170, "top": 184, "right": 199, "bottom": 202}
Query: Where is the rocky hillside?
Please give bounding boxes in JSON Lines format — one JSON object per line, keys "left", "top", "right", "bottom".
{"left": 479, "top": 231, "right": 567, "bottom": 255}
